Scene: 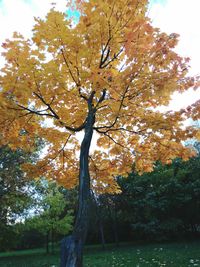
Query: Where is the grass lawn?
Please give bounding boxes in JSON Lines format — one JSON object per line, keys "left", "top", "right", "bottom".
{"left": 0, "top": 241, "right": 199, "bottom": 267}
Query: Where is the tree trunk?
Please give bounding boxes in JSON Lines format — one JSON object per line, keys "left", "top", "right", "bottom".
{"left": 51, "top": 228, "right": 54, "bottom": 254}
{"left": 113, "top": 207, "right": 119, "bottom": 247}
{"left": 99, "top": 220, "right": 106, "bottom": 250}
{"left": 46, "top": 231, "right": 49, "bottom": 254}
{"left": 61, "top": 107, "right": 95, "bottom": 267}
{"left": 91, "top": 190, "right": 106, "bottom": 250}
{"left": 108, "top": 204, "right": 119, "bottom": 247}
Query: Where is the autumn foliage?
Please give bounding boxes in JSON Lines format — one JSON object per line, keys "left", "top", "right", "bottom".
{"left": 0, "top": 0, "right": 199, "bottom": 193}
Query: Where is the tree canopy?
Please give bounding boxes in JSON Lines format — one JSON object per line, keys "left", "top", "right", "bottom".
{"left": 0, "top": 0, "right": 199, "bottom": 193}
{"left": 26, "top": 181, "right": 73, "bottom": 236}
{"left": 99, "top": 143, "right": 200, "bottom": 242}
{"left": 0, "top": 145, "right": 39, "bottom": 250}
{"left": 0, "top": 146, "right": 37, "bottom": 224}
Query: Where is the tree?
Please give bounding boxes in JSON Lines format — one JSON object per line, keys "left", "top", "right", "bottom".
{"left": 115, "top": 149, "right": 200, "bottom": 241}
{"left": 0, "top": 146, "right": 36, "bottom": 250}
{"left": 25, "top": 181, "right": 73, "bottom": 254}
{"left": 0, "top": 1, "right": 199, "bottom": 266}
{"left": 0, "top": 146, "right": 31, "bottom": 224}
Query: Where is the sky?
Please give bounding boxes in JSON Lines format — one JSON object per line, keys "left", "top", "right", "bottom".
{"left": 0, "top": 0, "right": 199, "bottom": 111}
{"left": 149, "top": 0, "right": 200, "bottom": 111}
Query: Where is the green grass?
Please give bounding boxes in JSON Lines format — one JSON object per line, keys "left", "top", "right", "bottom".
{"left": 0, "top": 241, "right": 200, "bottom": 267}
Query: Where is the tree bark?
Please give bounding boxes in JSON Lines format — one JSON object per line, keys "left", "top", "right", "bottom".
{"left": 113, "top": 206, "right": 119, "bottom": 247}
{"left": 46, "top": 231, "right": 49, "bottom": 254}
{"left": 61, "top": 104, "right": 95, "bottom": 267}
{"left": 91, "top": 190, "right": 106, "bottom": 250}
{"left": 99, "top": 220, "right": 106, "bottom": 250}
{"left": 108, "top": 204, "right": 119, "bottom": 247}
{"left": 51, "top": 228, "right": 54, "bottom": 254}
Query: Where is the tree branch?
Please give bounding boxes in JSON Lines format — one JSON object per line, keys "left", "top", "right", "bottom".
{"left": 16, "top": 104, "right": 55, "bottom": 118}
{"left": 60, "top": 48, "right": 79, "bottom": 87}
{"left": 100, "top": 48, "right": 124, "bottom": 69}
{"left": 94, "top": 89, "right": 107, "bottom": 111}
{"left": 38, "top": 134, "right": 72, "bottom": 170}
{"left": 78, "top": 88, "right": 88, "bottom": 102}
{"left": 14, "top": 103, "right": 86, "bottom": 132}
{"left": 33, "top": 92, "right": 59, "bottom": 119}
{"left": 94, "top": 83, "right": 129, "bottom": 130}
{"left": 88, "top": 90, "right": 96, "bottom": 112}
{"left": 95, "top": 128, "right": 125, "bottom": 148}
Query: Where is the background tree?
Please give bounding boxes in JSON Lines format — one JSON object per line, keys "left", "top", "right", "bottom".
{"left": 111, "top": 143, "right": 200, "bottom": 242}
{"left": 25, "top": 181, "right": 73, "bottom": 254}
{"left": 0, "top": 0, "right": 199, "bottom": 266}
{"left": 0, "top": 146, "right": 37, "bottom": 251}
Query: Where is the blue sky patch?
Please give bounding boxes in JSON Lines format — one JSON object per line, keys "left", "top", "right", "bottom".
{"left": 66, "top": 8, "right": 80, "bottom": 23}
{"left": 150, "top": 0, "right": 167, "bottom": 5}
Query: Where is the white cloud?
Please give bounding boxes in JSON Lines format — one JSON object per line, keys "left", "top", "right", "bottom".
{"left": 0, "top": 0, "right": 66, "bottom": 40}
{"left": 0, "top": 0, "right": 67, "bottom": 66}
{"left": 149, "top": 0, "right": 200, "bottom": 110}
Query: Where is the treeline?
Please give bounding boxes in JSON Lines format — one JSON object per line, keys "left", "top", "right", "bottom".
{"left": 0, "top": 146, "right": 74, "bottom": 252}
{"left": 87, "top": 142, "right": 200, "bottom": 245}
{"left": 0, "top": 143, "right": 200, "bottom": 252}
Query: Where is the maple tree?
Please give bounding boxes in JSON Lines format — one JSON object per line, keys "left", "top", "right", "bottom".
{"left": 0, "top": 0, "right": 199, "bottom": 266}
